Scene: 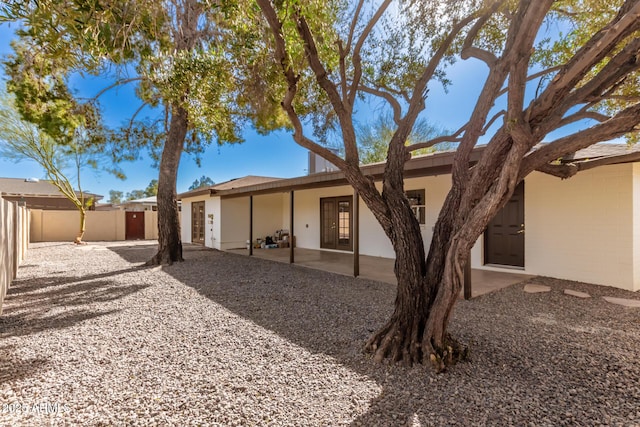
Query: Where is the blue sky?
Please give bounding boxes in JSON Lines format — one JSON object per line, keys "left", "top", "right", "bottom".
{"left": 0, "top": 20, "right": 490, "bottom": 199}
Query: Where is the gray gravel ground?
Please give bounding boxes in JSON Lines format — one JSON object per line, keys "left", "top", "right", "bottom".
{"left": 1, "top": 241, "right": 640, "bottom": 426}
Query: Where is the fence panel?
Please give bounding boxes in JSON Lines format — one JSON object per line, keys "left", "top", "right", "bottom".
{"left": 1, "top": 199, "right": 28, "bottom": 315}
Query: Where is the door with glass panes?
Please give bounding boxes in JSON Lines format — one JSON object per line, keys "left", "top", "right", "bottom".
{"left": 320, "top": 197, "right": 352, "bottom": 251}
{"left": 191, "top": 201, "right": 205, "bottom": 244}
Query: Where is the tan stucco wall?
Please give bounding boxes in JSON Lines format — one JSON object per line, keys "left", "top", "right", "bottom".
{"left": 86, "top": 211, "right": 126, "bottom": 241}
{"left": 221, "top": 197, "right": 250, "bottom": 250}
{"left": 144, "top": 211, "right": 158, "bottom": 240}
{"left": 31, "top": 210, "right": 130, "bottom": 242}
{"left": 181, "top": 195, "right": 219, "bottom": 248}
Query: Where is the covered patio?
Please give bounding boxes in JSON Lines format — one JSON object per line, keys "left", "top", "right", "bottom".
{"left": 227, "top": 247, "right": 533, "bottom": 298}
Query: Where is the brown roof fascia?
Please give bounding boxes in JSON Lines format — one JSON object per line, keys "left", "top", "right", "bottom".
{"left": 176, "top": 187, "right": 214, "bottom": 200}
{"left": 218, "top": 148, "right": 485, "bottom": 199}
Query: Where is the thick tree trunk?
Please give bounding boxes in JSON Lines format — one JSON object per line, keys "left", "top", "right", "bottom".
{"left": 364, "top": 200, "right": 470, "bottom": 371}
{"left": 365, "top": 142, "right": 527, "bottom": 371}
{"left": 146, "top": 104, "right": 188, "bottom": 265}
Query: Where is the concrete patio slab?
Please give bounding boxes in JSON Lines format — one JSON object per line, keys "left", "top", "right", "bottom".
{"left": 564, "top": 289, "right": 591, "bottom": 298}
{"left": 227, "top": 247, "right": 533, "bottom": 298}
{"left": 523, "top": 284, "right": 551, "bottom": 293}
{"left": 603, "top": 296, "right": 640, "bottom": 308}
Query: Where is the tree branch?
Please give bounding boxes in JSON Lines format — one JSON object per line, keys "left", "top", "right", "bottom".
{"left": 532, "top": 1, "right": 640, "bottom": 119}
{"left": 520, "top": 102, "right": 640, "bottom": 179}
{"left": 407, "top": 124, "right": 466, "bottom": 152}
{"left": 255, "top": 0, "right": 348, "bottom": 169}
{"left": 348, "top": 0, "right": 392, "bottom": 108}
{"left": 537, "top": 150, "right": 640, "bottom": 179}
{"left": 89, "top": 77, "right": 143, "bottom": 101}
{"left": 357, "top": 84, "right": 403, "bottom": 125}
{"left": 460, "top": 1, "right": 504, "bottom": 66}
{"left": 555, "top": 108, "right": 610, "bottom": 129}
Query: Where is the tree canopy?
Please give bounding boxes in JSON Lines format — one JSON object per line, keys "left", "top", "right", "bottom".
{"left": 0, "top": 89, "right": 99, "bottom": 242}
{"left": 255, "top": 0, "right": 640, "bottom": 369}
{"left": 0, "top": 0, "right": 285, "bottom": 264}
{"left": 188, "top": 175, "right": 214, "bottom": 190}
{"left": 357, "top": 115, "right": 451, "bottom": 164}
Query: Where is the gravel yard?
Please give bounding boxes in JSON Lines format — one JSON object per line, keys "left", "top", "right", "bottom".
{"left": 1, "top": 241, "right": 640, "bottom": 426}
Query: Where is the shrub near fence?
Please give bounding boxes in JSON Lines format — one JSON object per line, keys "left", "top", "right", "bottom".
{"left": 0, "top": 198, "right": 29, "bottom": 314}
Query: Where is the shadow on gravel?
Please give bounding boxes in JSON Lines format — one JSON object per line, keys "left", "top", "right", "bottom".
{"left": 2, "top": 275, "right": 148, "bottom": 339}
{"left": 107, "top": 243, "right": 160, "bottom": 264}
{"left": 108, "top": 244, "right": 640, "bottom": 426}
{"left": 0, "top": 344, "right": 49, "bottom": 385}
{"left": 7, "top": 266, "right": 147, "bottom": 295}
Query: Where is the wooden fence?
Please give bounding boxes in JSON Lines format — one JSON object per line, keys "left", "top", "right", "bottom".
{"left": 0, "top": 198, "right": 29, "bottom": 314}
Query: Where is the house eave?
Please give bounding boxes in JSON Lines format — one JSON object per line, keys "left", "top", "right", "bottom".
{"left": 216, "top": 148, "right": 484, "bottom": 199}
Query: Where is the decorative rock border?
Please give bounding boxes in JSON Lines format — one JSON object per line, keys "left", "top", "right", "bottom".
{"left": 563, "top": 289, "right": 591, "bottom": 298}
{"left": 523, "top": 283, "right": 640, "bottom": 307}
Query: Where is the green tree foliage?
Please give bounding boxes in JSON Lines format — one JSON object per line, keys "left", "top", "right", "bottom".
{"left": 358, "top": 115, "right": 451, "bottom": 164}
{"left": 255, "top": 0, "right": 640, "bottom": 370}
{"left": 0, "top": 0, "right": 282, "bottom": 264}
{"left": 0, "top": 90, "right": 98, "bottom": 243}
{"left": 188, "top": 175, "right": 215, "bottom": 190}
{"left": 126, "top": 190, "right": 147, "bottom": 201}
{"left": 108, "top": 190, "right": 123, "bottom": 204}
{"left": 144, "top": 179, "right": 158, "bottom": 197}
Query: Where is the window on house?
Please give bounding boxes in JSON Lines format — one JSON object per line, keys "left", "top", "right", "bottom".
{"left": 406, "top": 189, "right": 426, "bottom": 225}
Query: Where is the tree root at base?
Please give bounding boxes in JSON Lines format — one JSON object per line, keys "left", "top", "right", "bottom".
{"left": 365, "top": 324, "right": 469, "bottom": 372}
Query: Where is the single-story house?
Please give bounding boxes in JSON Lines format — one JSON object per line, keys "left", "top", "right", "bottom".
{"left": 116, "top": 196, "right": 159, "bottom": 212}
{"left": 178, "top": 144, "right": 640, "bottom": 292}
{"left": 0, "top": 177, "right": 102, "bottom": 210}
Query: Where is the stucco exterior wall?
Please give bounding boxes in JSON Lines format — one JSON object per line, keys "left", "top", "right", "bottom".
{"left": 179, "top": 162, "right": 639, "bottom": 291}
{"left": 31, "top": 210, "right": 130, "bottom": 242}
{"left": 524, "top": 164, "right": 635, "bottom": 290}
{"left": 180, "top": 195, "right": 220, "bottom": 249}
{"left": 220, "top": 197, "right": 249, "bottom": 250}
{"left": 180, "top": 199, "right": 193, "bottom": 244}
{"left": 144, "top": 211, "right": 158, "bottom": 240}
{"left": 0, "top": 200, "right": 29, "bottom": 315}
{"left": 252, "top": 194, "right": 285, "bottom": 241}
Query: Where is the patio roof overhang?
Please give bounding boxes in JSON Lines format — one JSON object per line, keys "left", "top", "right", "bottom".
{"left": 214, "top": 147, "right": 486, "bottom": 199}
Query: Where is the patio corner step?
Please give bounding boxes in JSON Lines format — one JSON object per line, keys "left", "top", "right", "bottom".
{"left": 523, "top": 284, "right": 551, "bottom": 293}
{"left": 603, "top": 296, "right": 640, "bottom": 308}
{"left": 564, "top": 289, "right": 591, "bottom": 298}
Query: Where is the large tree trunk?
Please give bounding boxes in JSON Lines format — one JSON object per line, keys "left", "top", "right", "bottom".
{"left": 146, "top": 103, "right": 188, "bottom": 265}
{"left": 364, "top": 196, "right": 470, "bottom": 371}
{"left": 365, "top": 142, "right": 527, "bottom": 371}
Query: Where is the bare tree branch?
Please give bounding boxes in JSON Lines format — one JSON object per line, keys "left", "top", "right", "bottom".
{"left": 532, "top": 1, "right": 640, "bottom": 119}
{"left": 358, "top": 84, "right": 403, "bottom": 125}
{"left": 255, "top": 0, "right": 348, "bottom": 169}
{"left": 460, "top": 1, "right": 504, "bottom": 66}
{"left": 537, "top": 150, "right": 640, "bottom": 179}
{"left": 89, "top": 77, "right": 143, "bottom": 101}
{"left": 348, "top": 0, "right": 392, "bottom": 108}
{"left": 407, "top": 124, "right": 466, "bottom": 152}
{"left": 497, "top": 65, "right": 564, "bottom": 99}
{"left": 520, "top": 102, "right": 640, "bottom": 179}
{"left": 555, "top": 108, "right": 610, "bottom": 129}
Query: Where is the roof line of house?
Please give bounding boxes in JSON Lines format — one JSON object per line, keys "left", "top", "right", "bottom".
{"left": 179, "top": 148, "right": 486, "bottom": 200}
{"left": 177, "top": 142, "right": 640, "bottom": 201}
